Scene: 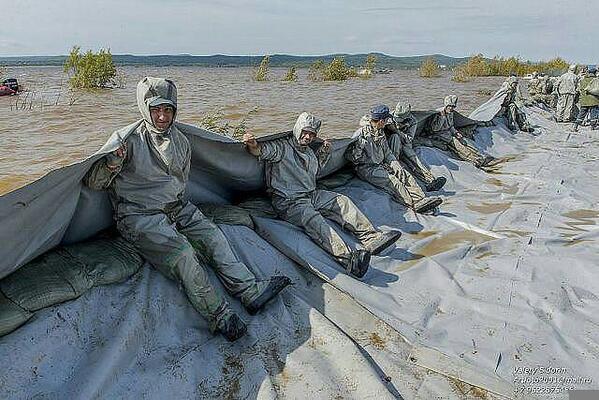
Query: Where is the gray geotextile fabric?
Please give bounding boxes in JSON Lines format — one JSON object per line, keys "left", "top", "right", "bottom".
{"left": 1, "top": 98, "right": 598, "bottom": 399}
{"left": 469, "top": 84, "right": 512, "bottom": 122}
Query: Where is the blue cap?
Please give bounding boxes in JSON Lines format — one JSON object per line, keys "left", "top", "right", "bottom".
{"left": 588, "top": 65, "right": 597, "bottom": 73}
{"left": 370, "top": 105, "right": 391, "bottom": 121}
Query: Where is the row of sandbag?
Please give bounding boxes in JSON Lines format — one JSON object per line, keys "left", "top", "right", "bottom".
{"left": 0, "top": 176, "right": 351, "bottom": 338}
{"left": 0, "top": 236, "right": 144, "bottom": 337}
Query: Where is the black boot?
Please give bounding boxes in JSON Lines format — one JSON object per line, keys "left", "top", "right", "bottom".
{"left": 573, "top": 123, "right": 579, "bottom": 132}
{"left": 347, "top": 249, "right": 371, "bottom": 278}
{"left": 425, "top": 176, "right": 447, "bottom": 192}
{"left": 217, "top": 313, "right": 247, "bottom": 342}
{"left": 245, "top": 276, "right": 292, "bottom": 315}
{"left": 414, "top": 197, "right": 443, "bottom": 214}
{"left": 364, "top": 230, "right": 402, "bottom": 255}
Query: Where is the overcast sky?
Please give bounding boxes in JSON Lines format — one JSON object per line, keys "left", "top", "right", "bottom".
{"left": 1, "top": 0, "right": 596, "bottom": 62}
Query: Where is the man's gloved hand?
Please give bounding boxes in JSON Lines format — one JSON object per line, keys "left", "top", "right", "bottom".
{"left": 105, "top": 142, "right": 127, "bottom": 171}
{"left": 243, "top": 133, "right": 262, "bottom": 156}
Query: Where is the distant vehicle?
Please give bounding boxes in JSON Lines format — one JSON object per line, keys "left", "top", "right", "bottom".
{"left": 0, "top": 78, "right": 20, "bottom": 96}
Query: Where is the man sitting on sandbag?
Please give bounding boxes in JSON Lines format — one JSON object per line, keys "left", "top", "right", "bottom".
{"left": 346, "top": 105, "right": 443, "bottom": 214}
{"left": 416, "top": 96, "right": 497, "bottom": 169}
{"left": 84, "top": 77, "right": 291, "bottom": 342}
{"left": 243, "top": 112, "right": 401, "bottom": 279}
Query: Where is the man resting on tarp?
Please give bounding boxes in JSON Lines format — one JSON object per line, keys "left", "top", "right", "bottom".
{"left": 84, "top": 77, "right": 291, "bottom": 342}
{"left": 498, "top": 77, "right": 535, "bottom": 133}
{"left": 415, "top": 96, "right": 497, "bottom": 169}
{"left": 243, "top": 112, "right": 401, "bottom": 279}
{"left": 387, "top": 100, "right": 447, "bottom": 192}
{"left": 346, "top": 105, "right": 443, "bottom": 214}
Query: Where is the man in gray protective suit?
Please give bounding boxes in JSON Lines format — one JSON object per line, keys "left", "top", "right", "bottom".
{"left": 555, "top": 64, "right": 581, "bottom": 122}
{"left": 416, "top": 96, "right": 497, "bottom": 169}
{"left": 356, "top": 102, "right": 447, "bottom": 192}
{"left": 243, "top": 112, "right": 402, "bottom": 279}
{"left": 499, "top": 76, "right": 535, "bottom": 133}
{"left": 527, "top": 72, "right": 552, "bottom": 108}
{"left": 387, "top": 100, "right": 447, "bottom": 192}
{"left": 346, "top": 105, "right": 443, "bottom": 213}
{"left": 85, "top": 77, "right": 291, "bottom": 342}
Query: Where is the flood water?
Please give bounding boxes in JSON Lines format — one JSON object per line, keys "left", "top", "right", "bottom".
{"left": 0, "top": 66, "right": 505, "bottom": 194}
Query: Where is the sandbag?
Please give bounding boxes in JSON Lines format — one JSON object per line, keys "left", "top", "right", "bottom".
{"left": 0, "top": 290, "right": 33, "bottom": 337}
{"left": 0, "top": 249, "right": 92, "bottom": 311}
{"left": 316, "top": 169, "right": 355, "bottom": 190}
{"left": 198, "top": 203, "right": 255, "bottom": 228}
{"left": 236, "top": 197, "right": 278, "bottom": 219}
{"left": 0, "top": 236, "right": 143, "bottom": 336}
{"left": 62, "top": 237, "right": 143, "bottom": 286}
{"left": 585, "top": 78, "right": 599, "bottom": 97}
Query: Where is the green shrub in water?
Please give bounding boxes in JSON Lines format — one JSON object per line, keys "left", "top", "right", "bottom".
{"left": 63, "top": 46, "right": 117, "bottom": 89}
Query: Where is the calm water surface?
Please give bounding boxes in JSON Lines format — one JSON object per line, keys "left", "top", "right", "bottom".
{"left": 0, "top": 66, "right": 505, "bottom": 194}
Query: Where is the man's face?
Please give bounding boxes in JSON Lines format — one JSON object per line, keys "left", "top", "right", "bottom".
{"left": 444, "top": 105, "right": 456, "bottom": 114}
{"left": 371, "top": 118, "right": 387, "bottom": 129}
{"left": 150, "top": 104, "right": 175, "bottom": 132}
{"left": 298, "top": 130, "right": 317, "bottom": 146}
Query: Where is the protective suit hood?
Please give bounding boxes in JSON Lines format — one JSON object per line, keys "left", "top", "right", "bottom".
{"left": 292, "top": 112, "right": 322, "bottom": 142}
{"left": 135, "top": 77, "right": 183, "bottom": 170}
{"left": 136, "top": 77, "right": 178, "bottom": 134}
{"left": 393, "top": 100, "right": 412, "bottom": 120}
{"left": 444, "top": 95, "right": 458, "bottom": 108}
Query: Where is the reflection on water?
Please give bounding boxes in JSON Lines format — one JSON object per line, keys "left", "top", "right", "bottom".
{"left": 0, "top": 66, "right": 505, "bottom": 195}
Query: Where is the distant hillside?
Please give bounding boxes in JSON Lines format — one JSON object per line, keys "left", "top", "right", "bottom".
{"left": 0, "top": 53, "right": 470, "bottom": 69}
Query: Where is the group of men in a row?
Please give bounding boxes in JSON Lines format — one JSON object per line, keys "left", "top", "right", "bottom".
{"left": 84, "top": 76, "right": 530, "bottom": 341}
{"left": 528, "top": 64, "right": 599, "bottom": 130}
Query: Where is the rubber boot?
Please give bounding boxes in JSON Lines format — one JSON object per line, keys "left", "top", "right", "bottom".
{"left": 425, "top": 176, "right": 447, "bottom": 192}
{"left": 364, "top": 230, "right": 402, "bottom": 255}
{"left": 347, "top": 250, "right": 371, "bottom": 279}
{"left": 245, "top": 276, "right": 292, "bottom": 315}
{"left": 216, "top": 313, "right": 247, "bottom": 342}
{"left": 414, "top": 197, "right": 443, "bottom": 214}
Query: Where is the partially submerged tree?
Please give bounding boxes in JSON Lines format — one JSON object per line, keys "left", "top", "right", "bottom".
{"left": 63, "top": 46, "right": 117, "bottom": 89}
{"left": 364, "top": 53, "right": 377, "bottom": 71}
{"left": 419, "top": 57, "right": 441, "bottom": 78}
{"left": 307, "top": 60, "right": 325, "bottom": 82}
{"left": 323, "top": 57, "right": 353, "bottom": 81}
{"left": 254, "top": 55, "right": 270, "bottom": 81}
{"left": 359, "top": 53, "right": 378, "bottom": 78}
{"left": 196, "top": 107, "right": 259, "bottom": 140}
{"left": 282, "top": 66, "right": 297, "bottom": 82}
{"left": 451, "top": 65, "right": 471, "bottom": 82}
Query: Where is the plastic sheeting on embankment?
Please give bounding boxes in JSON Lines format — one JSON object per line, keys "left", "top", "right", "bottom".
{"left": 1, "top": 97, "right": 598, "bottom": 399}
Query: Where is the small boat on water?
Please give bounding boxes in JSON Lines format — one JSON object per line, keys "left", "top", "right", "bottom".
{"left": 0, "top": 78, "right": 20, "bottom": 96}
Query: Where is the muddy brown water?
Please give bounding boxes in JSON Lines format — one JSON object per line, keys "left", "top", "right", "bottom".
{"left": 0, "top": 66, "right": 505, "bottom": 195}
